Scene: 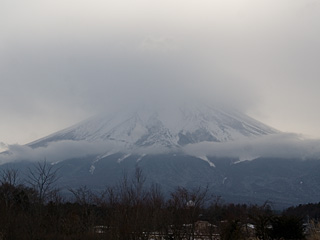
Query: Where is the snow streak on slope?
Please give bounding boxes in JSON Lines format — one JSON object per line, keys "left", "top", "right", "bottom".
{"left": 29, "top": 103, "right": 278, "bottom": 153}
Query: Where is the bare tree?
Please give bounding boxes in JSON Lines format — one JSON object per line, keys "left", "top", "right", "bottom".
{"left": 69, "top": 185, "right": 95, "bottom": 205}
{"left": 167, "top": 186, "right": 209, "bottom": 239}
{"left": 0, "top": 168, "right": 19, "bottom": 186}
{"left": 27, "top": 160, "right": 60, "bottom": 203}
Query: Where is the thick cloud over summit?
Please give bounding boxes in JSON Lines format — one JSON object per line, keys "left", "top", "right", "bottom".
{"left": 1, "top": 0, "right": 320, "bottom": 147}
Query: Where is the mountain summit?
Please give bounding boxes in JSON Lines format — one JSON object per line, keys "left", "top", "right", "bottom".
{"left": 30, "top": 103, "right": 278, "bottom": 152}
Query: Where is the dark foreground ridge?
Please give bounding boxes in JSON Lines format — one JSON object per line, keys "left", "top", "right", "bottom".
{"left": 0, "top": 164, "right": 317, "bottom": 240}
{"left": 2, "top": 154, "right": 320, "bottom": 208}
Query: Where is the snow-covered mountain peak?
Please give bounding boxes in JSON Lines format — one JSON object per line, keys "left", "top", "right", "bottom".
{"left": 30, "top": 103, "right": 278, "bottom": 151}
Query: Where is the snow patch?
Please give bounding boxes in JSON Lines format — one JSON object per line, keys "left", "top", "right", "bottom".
{"left": 222, "top": 177, "right": 227, "bottom": 184}
{"left": 50, "top": 161, "right": 61, "bottom": 165}
{"left": 233, "top": 155, "right": 260, "bottom": 164}
{"left": 117, "top": 154, "right": 131, "bottom": 163}
{"left": 96, "top": 151, "right": 116, "bottom": 161}
{"left": 197, "top": 156, "right": 215, "bottom": 167}
{"left": 89, "top": 165, "right": 95, "bottom": 175}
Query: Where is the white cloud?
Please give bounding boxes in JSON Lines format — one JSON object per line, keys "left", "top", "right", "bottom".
{"left": 184, "top": 133, "right": 320, "bottom": 160}
{"left": 1, "top": 133, "right": 320, "bottom": 165}
{"left": 1, "top": 0, "right": 320, "bottom": 145}
{"left": 0, "top": 140, "right": 121, "bottom": 164}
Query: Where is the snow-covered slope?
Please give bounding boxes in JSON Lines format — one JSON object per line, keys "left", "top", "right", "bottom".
{"left": 30, "top": 103, "right": 278, "bottom": 151}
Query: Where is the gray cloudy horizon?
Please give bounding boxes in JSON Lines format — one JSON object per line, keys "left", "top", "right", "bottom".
{"left": 1, "top": 0, "right": 320, "bottom": 151}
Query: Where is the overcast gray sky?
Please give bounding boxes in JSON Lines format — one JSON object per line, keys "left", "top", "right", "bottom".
{"left": 1, "top": 0, "right": 320, "bottom": 151}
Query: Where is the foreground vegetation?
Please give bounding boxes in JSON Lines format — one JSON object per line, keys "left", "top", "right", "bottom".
{"left": 0, "top": 162, "right": 319, "bottom": 240}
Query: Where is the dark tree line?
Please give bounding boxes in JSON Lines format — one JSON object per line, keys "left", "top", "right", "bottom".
{"left": 285, "top": 203, "right": 320, "bottom": 221}
{"left": 0, "top": 162, "right": 313, "bottom": 240}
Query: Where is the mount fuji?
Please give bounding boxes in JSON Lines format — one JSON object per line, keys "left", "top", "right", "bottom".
{"left": 29, "top": 103, "right": 277, "bottom": 151}
{"left": 2, "top": 103, "right": 320, "bottom": 208}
